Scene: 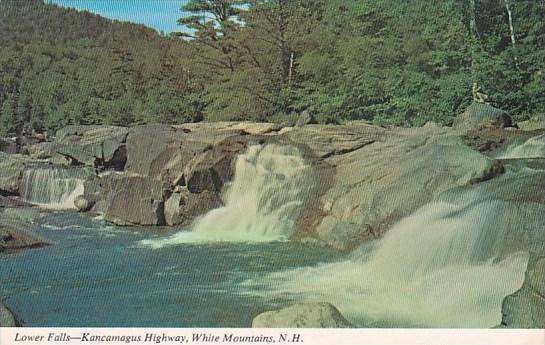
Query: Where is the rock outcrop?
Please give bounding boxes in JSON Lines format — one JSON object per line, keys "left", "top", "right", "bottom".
{"left": 52, "top": 125, "right": 129, "bottom": 169}
{"left": 0, "top": 153, "right": 31, "bottom": 195}
{"left": 252, "top": 303, "right": 353, "bottom": 328}
{"left": 26, "top": 126, "right": 128, "bottom": 168}
{"left": 307, "top": 128, "right": 505, "bottom": 250}
{"left": 98, "top": 175, "right": 166, "bottom": 226}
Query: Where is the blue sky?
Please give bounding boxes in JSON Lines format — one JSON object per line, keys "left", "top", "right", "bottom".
{"left": 50, "top": 0, "right": 189, "bottom": 34}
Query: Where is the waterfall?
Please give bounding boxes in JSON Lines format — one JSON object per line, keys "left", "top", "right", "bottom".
{"left": 248, "top": 188, "right": 532, "bottom": 327}
{"left": 20, "top": 166, "right": 92, "bottom": 210}
{"left": 499, "top": 134, "right": 545, "bottom": 159}
{"left": 141, "top": 144, "right": 312, "bottom": 247}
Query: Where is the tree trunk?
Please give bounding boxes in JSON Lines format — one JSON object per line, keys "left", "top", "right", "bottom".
{"left": 469, "top": 0, "right": 480, "bottom": 102}
{"left": 503, "top": 0, "right": 519, "bottom": 69}
{"left": 504, "top": 0, "right": 516, "bottom": 47}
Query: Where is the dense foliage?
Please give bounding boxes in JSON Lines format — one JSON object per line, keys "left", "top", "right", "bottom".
{"left": 0, "top": 0, "right": 204, "bottom": 135}
{"left": 0, "top": 0, "right": 543, "bottom": 135}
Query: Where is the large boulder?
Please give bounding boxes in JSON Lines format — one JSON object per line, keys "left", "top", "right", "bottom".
{"left": 184, "top": 137, "right": 247, "bottom": 193}
{"left": 0, "top": 303, "right": 20, "bottom": 327}
{"left": 124, "top": 124, "right": 243, "bottom": 183}
{"left": 455, "top": 102, "right": 513, "bottom": 130}
{"left": 252, "top": 303, "right": 354, "bottom": 328}
{"left": 310, "top": 129, "right": 505, "bottom": 250}
{"left": 164, "top": 188, "right": 222, "bottom": 226}
{"left": 52, "top": 125, "right": 128, "bottom": 169}
{"left": 101, "top": 175, "right": 166, "bottom": 226}
{"left": 0, "top": 153, "right": 32, "bottom": 195}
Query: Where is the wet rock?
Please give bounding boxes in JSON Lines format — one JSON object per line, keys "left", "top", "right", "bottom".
{"left": 252, "top": 303, "right": 354, "bottom": 328}
{"left": 184, "top": 138, "right": 247, "bottom": 193}
{"left": 500, "top": 254, "right": 545, "bottom": 328}
{"left": 74, "top": 195, "right": 93, "bottom": 212}
{"left": 0, "top": 303, "right": 20, "bottom": 327}
{"left": 0, "top": 225, "right": 47, "bottom": 253}
{"left": 164, "top": 188, "right": 222, "bottom": 226}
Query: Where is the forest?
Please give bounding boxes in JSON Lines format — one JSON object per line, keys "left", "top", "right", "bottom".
{"left": 0, "top": 0, "right": 543, "bottom": 135}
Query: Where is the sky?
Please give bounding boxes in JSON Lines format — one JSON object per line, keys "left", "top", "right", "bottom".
{"left": 50, "top": 0, "right": 189, "bottom": 34}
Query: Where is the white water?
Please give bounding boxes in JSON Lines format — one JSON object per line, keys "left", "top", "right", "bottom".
{"left": 247, "top": 199, "right": 528, "bottom": 328}
{"left": 499, "top": 134, "right": 545, "bottom": 159}
{"left": 142, "top": 144, "right": 311, "bottom": 247}
{"left": 20, "top": 167, "right": 89, "bottom": 210}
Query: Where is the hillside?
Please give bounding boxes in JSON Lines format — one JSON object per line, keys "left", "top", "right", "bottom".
{"left": 0, "top": 0, "right": 202, "bottom": 135}
{"left": 0, "top": 0, "right": 543, "bottom": 135}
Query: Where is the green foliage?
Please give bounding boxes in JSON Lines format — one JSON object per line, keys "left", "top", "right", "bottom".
{"left": 0, "top": 0, "right": 203, "bottom": 135}
{"left": 0, "top": 0, "right": 543, "bottom": 134}
{"left": 177, "top": 0, "right": 544, "bottom": 126}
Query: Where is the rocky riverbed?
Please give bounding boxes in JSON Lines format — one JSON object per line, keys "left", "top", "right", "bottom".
{"left": 1, "top": 104, "right": 544, "bottom": 328}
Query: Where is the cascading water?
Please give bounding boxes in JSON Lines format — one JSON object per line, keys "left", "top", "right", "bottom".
{"left": 20, "top": 166, "right": 92, "bottom": 210}
{"left": 245, "top": 173, "right": 537, "bottom": 327}
{"left": 499, "top": 134, "right": 545, "bottom": 159}
{"left": 142, "top": 144, "right": 312, "bottom": 247}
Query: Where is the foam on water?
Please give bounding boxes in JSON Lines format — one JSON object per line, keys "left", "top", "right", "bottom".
{"left": 246, "top": 199, "right": 528, "bottom": 328}
{"left": 140, "top": 144, "right": 311, "bottom": 248}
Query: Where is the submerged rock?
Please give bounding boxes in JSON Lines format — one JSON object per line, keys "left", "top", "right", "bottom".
{"left": 252, "top": 303, "right": 354, "bottom": 328}
{"left": 0, "top": 302, "right": 20, "bottom": 327}
{"left": 0, "top": 225, "right": 47, "bottom": 253}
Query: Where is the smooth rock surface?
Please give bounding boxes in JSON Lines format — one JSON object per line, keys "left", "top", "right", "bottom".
{"left": 501, "top": 254, "right": 545, "bottom": 328}
{"left": 252, "top": 303, "right": 354, "bottom": 328}
{"left": 103, "top": 175, "right": 166, "bottom": 226}
{"left": 312, "top": 129, "right": 504, "bottom": 250}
